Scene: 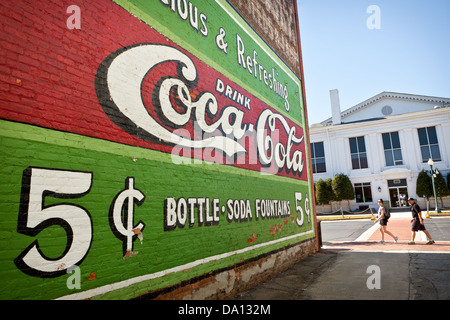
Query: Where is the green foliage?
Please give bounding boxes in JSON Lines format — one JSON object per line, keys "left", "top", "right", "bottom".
{"left": 325, "top": 178, "right": 335, "bottom": 202}
{"left": 434, "top": 171, "right": 449, "bottom": 198}
{"left": 332, "top": 173, "right": 354, "bottom": 202}
{"left": 315, "top": 178, "right": 334, "bottom": 205}
{"left": 416, "top": 170, "right": 433, "bottom": 199}
{"left": 447, "top": 172, "right": 450, "bottom": 191}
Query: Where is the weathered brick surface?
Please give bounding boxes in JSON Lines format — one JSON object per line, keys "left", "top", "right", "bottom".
{"left": 144, "top": 239, "right": 316, "bottom": 300}
{"left": 228, "top": 0, "right": 301, "bottom": 76}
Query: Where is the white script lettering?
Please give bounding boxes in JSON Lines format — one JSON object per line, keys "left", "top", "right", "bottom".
{"left": 95, "top": 43, "right": 304, "bottom": 176}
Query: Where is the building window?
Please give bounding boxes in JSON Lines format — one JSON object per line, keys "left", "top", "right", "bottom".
{"left": 418, "top": 126, "right": 441, "bottom": 162}
{"left": 311, "top": 142, "right": 326, "bottom": 173}
{"left": 354, "top": 183, "right": 373, "bottom": 203}
{"left": 349, "top": 136, "right": 368, "bottom": 169}
{"left": 382, "top": 131, "right": 403, "bottom": 166}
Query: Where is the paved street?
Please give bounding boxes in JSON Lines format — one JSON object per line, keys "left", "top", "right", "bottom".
{"left": 320, "top": 219, "right": 374, "bottom": 242}
{"left": 235, "top": 214, "right": 450, "bottom": 300}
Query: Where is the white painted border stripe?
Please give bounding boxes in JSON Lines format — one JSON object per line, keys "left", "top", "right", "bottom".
{"left": 355, "top": 222, "right": 379, "bottom": 242}
{"left": 57, "top": 230, "right": 314, "bottom": 300}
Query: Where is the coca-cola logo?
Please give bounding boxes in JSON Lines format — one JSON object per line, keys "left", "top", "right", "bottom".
{"left": 95, "top": 43, "right": 304, "bottom": 177}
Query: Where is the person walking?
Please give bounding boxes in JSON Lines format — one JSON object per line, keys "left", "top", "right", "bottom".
{"left": 374, "top": 199, "right": 398, "bottom": 243}
{"left": 408, "top": 198, "right": 435, "bottom": 245}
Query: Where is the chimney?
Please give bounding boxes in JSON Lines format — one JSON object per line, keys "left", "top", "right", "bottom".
{"left": 330, "top": 89, "right": 341, "bottom": 125}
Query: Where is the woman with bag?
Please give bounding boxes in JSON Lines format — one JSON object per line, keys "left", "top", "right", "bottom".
{"left": 374, "top": 199, "right": 398, "bottom": 243}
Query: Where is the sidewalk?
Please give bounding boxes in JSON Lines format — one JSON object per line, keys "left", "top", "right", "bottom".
{"left": 234, "top": 216, "right": 450, "bottom": 300}
{"left": 328, "top": 217, "right": 450, "bottom": 252}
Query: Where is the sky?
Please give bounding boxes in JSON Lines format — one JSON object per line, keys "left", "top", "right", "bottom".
{"left": 296, "top": 0, "right": 450, "bottom": 125}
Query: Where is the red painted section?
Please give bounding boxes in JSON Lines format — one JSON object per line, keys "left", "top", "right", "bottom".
{"left": 0, "top": 0, "right": 306, "bottom": 180}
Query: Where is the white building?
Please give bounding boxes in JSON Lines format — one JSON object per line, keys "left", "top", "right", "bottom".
{"left": 309, "top": 91, "right": 450, "bottom": 212}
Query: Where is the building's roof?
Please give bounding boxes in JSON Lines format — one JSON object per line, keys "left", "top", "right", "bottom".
{"left": 320, "top": 92, "right": 450, "bottom": 126}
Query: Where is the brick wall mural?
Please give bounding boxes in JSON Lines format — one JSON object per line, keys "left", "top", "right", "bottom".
{"left": 0, "top": 0, "right": 316, "bottom": 299}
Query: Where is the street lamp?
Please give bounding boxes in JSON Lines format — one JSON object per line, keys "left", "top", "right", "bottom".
{"left": 427, "top": 158, "right": 441, "bottom": 213}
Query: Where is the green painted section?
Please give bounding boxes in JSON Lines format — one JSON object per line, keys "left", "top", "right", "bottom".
{"left": 0, "top": 121, "right": 314, "bottom": 299}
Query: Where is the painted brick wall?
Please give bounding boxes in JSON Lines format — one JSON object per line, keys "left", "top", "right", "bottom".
{"left": 228, "top": 0, "right": 301, "bottom": 76}
{"left": 0, "top": 0, "right": 316, "bottom": 300}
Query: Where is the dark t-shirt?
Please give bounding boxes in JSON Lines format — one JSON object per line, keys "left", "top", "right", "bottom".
{"left": 411, "top": 203, "right": 421, "bottom": 219}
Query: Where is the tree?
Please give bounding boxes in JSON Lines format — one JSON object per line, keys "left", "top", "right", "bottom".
{"left": 325, "top": 178, "right": 336, "bottom": 212}
{"left": 434, "top": 171, "right": 449, "bottom": 208}
{"left": 416, "top": 170, "right": 433, "bottom": 200}
{"left": 416, "top": 170, "right": 433, "bottom": 212}
{"left": 315, "top": 178, "right": 334, "bottom": 207}
{"left": 447, "top": 172, "right": 450, "bottom": 191}
{"left": 313, "top": 182, "right": 317, "bottom": 205}
{"left": 332, "top": 174, "right": 355, "bottom": 210}
{"left": 315, "top": 179, "right": 326, "bottom": 205}
{"left": 325, "top": 178, "right": 335, "bottom": 202}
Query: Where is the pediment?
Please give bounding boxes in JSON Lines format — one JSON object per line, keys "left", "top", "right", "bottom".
{"left": 321, "top": 92, "right": 450, "bottom": 126}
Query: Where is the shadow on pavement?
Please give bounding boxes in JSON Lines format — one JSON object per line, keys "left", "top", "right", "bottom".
{"left": 234, "top": 247, "right": 450, "bottom": 300}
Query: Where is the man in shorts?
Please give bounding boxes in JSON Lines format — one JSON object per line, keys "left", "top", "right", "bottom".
{"left": 408, "top": 198, "right": 435, "bottom": 245}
